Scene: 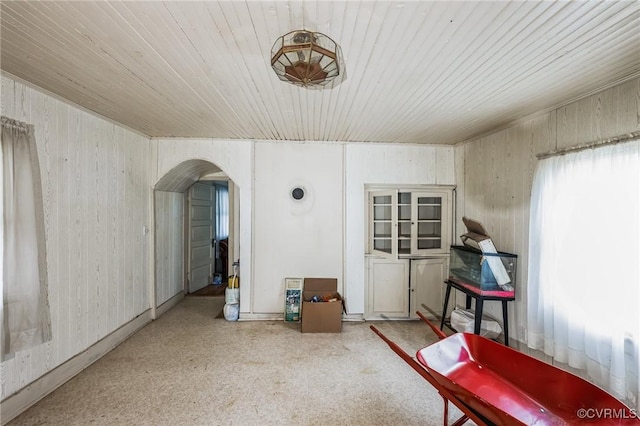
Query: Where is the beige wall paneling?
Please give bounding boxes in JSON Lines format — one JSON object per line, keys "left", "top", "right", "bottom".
{"left": 56, "top": 101, "right": 72, "bottom": 370}
{"left": 455, "top": 112, "right": 555, "bottom": 343}
{"left": 92, "top": 116, "right": 107, "bottom": 344}
{"left": 136, "top": 129, "right": 151, "bottom": 317}
{"left": 557, "top": 77, "right": 640, "bottom": 151}
{"left": 617, "top": 78, "right": 640, "bottom": 135}
{"left": 0, "top": 75, "right": 152, "bottom": 404}
{"left": 454, "top": 143, "right": 466, "bottom": 240}
{"left": 70, "top": 102, "right": 85, "bottom": 355}
{"left": 459, "top": 135, "right": 487, "bottom": 228}
{"left": 31, "top": 86, "right": 55, "bottom": 379}
{"left": 456, "top": 76, "right": 640, "bottom": 345}
{"left": 154, "top": 191, "right": 184, "bottom": 306}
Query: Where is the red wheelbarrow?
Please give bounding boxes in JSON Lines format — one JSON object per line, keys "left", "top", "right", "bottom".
{"left": 371, "top": 312, "right": 639, "bottom": 426}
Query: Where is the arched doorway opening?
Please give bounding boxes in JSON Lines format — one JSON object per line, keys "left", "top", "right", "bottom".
{"left": 152, "top": 159, "right": 239, "bottom": 317}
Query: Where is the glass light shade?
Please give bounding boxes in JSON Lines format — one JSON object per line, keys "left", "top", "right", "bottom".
{"left": 271, "top": 30, "right": 342, "bottom": 88}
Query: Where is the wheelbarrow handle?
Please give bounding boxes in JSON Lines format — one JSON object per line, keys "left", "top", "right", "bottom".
{"left": 416, "top": 311, "right": 448, "bottom": 340}
{"left": 369, "top": 325, "right": 436, "bottom": 385}
{"left": 370, "top": 325, "right": 489, "bottom": 426}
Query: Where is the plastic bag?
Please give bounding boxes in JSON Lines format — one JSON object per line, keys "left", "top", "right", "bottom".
{"left": 223, "top": 303, "right": 239, "bottom": 321}
{"left": 225, "top": 287, "right": 239, "bottom": 304}
{"left": 450, "top": 307, "right": 502, "bottom": 339}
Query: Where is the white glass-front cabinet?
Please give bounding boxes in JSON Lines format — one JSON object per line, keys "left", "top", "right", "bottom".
{"left": 369, "top": 189, "right": 452, "bottom": 257}
{"left": 366, "top": 187, "right": 454, "bottom": 319}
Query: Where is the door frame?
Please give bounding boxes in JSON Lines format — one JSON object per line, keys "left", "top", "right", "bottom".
{"left": 152, "top": 158, "right": 240, "bottom": 319}
{"left": 184, "top": 177, "right": 236, "bottom": 294}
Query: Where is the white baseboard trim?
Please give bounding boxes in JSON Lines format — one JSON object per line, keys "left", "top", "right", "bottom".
{"left": 343, "top": 313, "right": 365, "bottom": 322}
{"left": 155, "top": 291, "right": 184, "bottom": 318}
{"left": 238, "top": 313, "right": 365, "bottom": 322}
{"left": 238, "top": 313, "right": 283, "bottom": 321}
{"left": 1, "top": 309, "right": 153, "bottom": 425}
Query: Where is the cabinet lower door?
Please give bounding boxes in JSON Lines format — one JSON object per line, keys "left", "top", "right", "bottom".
{"left": 367, "top": 257, "right": 410, "bottom": 318}
{"left": 411, "top": 257, "right": 448, "bottom": 320}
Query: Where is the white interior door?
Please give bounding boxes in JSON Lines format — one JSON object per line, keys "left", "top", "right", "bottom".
{"left": 189, "top": 182, "right": 215, "bottom": 293}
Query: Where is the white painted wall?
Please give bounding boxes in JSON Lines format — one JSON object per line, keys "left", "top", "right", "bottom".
{"left": 455, "top": 76, "right": 640, "bottom": 344}
{"left": 252, "top": 141, "right": 344, "bottom": 314}
{"left": 0, "top": 75, "right": 152, "bottom": 400}
{"left": 154, "top": 191, "right": 184, "bottom": 306}
{"left": 345, "top": 144, "right": 455, "bottom": 314}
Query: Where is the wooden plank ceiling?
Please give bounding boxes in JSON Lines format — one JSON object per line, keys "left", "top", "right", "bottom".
{"left": 1, "top": 1, "right": 639, "bottom": 144}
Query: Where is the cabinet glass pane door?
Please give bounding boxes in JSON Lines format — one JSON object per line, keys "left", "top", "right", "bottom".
{"left": 416, "top": 196, "right": 442, "bottom": 250}
{"left": 373, "top": 195, "right": 393, "bottom": 254}
{"left": 369, "top": 188, "right": 450, "bottom": 257}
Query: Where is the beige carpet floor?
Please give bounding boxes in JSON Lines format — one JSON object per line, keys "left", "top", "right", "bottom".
{"left": 8, "top": 297, "right": 472, "bottom": 426}
{"left": 188, "top": 284, "right": 228, "bottom": 297}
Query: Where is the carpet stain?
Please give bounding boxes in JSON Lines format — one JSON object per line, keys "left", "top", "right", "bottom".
{"left": 360, "top": 367, "right": 378, "bottom": 375}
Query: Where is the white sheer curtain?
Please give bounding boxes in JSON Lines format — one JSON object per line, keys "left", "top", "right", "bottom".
{"left": 1, "top": 117, "right": 51, "bottom": 360}
{"left": 527, "top": 138, "right": 639, "bottom": 410}
{"left": 215, "top": 182, "right": 229, "bottom": 241}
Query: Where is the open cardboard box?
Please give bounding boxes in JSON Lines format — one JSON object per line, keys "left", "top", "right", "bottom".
{"left": 459, "top": 216, "right": 492, "bottom": 250}
{"left": 301, "top": 278, "right": 343, "bottom": 333}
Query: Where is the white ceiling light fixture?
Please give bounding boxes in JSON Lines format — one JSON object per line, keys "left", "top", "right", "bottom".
{"left": 270, "top": 30, "right": 344, "bottom": 89}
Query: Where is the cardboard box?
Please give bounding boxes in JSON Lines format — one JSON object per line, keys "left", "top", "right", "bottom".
{"left": 301, "top": 278, "right": 343, "bottom": 333}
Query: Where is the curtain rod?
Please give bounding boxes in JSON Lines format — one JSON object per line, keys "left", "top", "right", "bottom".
{"left": 537, "top": 130, "right": 640, "bottom": 160}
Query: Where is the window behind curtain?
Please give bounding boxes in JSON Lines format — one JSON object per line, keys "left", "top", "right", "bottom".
{"left": 215, "top": 182, "right": 229, "bottom": 241}
{"left": 1, "top": 117, "right": 52, "bottom": 360}
{"left": 527, "top": 138, "right": 639, "bottom": 409}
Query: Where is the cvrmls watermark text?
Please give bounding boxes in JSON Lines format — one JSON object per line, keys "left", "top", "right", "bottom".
{"left": 576, "top": 408, "right": 638, "bottom": 419}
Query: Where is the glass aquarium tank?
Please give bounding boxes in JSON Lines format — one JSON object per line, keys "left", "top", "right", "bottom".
{"left": 449, "top": 245, "right": 517, "bottom": 293}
